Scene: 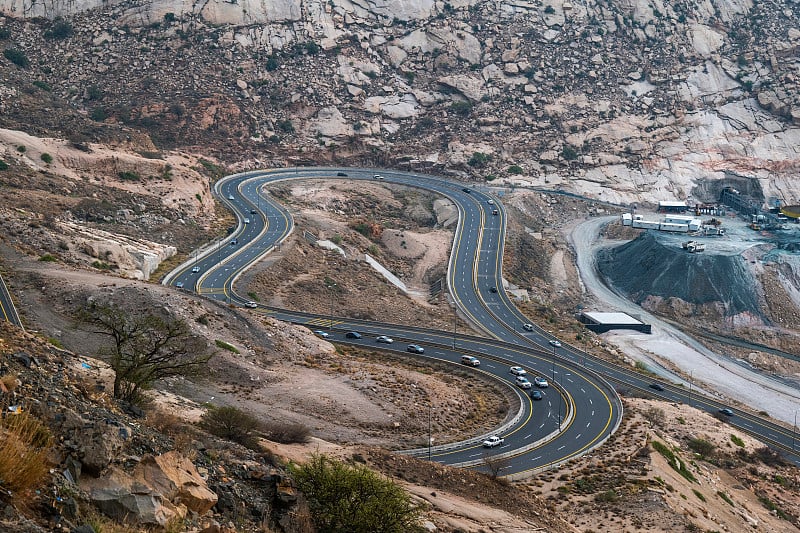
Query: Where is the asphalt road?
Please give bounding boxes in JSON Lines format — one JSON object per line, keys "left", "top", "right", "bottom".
{"left": 165, "top": 167, "right": 800, "bottom": 473}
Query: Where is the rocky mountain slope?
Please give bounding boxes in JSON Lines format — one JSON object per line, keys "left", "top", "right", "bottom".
{"left": 0, "top": 0, "right": 798, "bottom": 210}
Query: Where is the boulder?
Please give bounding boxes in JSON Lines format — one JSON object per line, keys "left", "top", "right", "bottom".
{"left": 134, "top": 452, "right": 218, "bottom": 515}
{"left": 437, "top": 74, "right": 486, "bottom": 102}
{"left": 87, "top": 468, "right": 180, "bottom": 527}
{"left": 308, "top": 107, "right": 354, "bottom": 140}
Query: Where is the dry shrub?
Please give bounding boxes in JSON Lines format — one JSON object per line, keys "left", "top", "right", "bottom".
{"left": 0, "top": 408, "right": 52, "bottom": 501}
{"left": 0, "top": 374, "right": 19, "bottom": 392}
{"left": 263, "top": 421, "right": 311, "bottom": 444}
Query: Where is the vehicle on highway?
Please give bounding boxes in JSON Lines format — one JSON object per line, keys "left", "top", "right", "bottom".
{"left": 718, "top": 408, "right": 734, "bottom": 416}
{"left": 522, "top": 323, "right": 534, "bottom": 331}
{"left": 175, "top": 281, "right": 184, "bottom": 288}
{"left": 345, "top": 331, "right": 362, "bottom": 339}
{"left": 228, "top": 194, "right": 235, "bottom": 200}
{"left": 530, "top": 390, "right": 543, "bottom": 401}
{"left": 230, "top": 239, "right": 238, "bottom": 246}
{"left": 487, "top": 199, "right": 494, "bottom": 205}
{"left": 376, "top": 335, "right": 394, "bottom": 344}
{"left": 462, "top": 187, "right": 471, "bottom": 193}
{"left": 649, "top": 383, "right": 665, "bottom": 391}
{"left": 461, "top": 355, "right": 480, "bottom": 367}
{"left": 482, "top": 435, "right": 504, "bottom": 448}
{"left": 489, "top": 286, "right": 498, "bottom": 293}
{"left": 534, "top": 376, "right": 549, "bottom": 388}
{"left": 250, "top": 209, "right": 257, "bottom": 214}
{"left": 245, "top": 301, "right": 258, "bottom": 308}
{"left": 192, "top": 266, "right": 200, "bottom": 273}
{"left": 549, "top": 339, "right": 561, "bottom": 347}
{"left": 373, "top": 174, "right": 384, "bottom": 179}
{"left": 244, "top": 218, "right": 250, "bottom": 224}
{"left": 515, "top": 376, "right": 532, "bottom": 389}
{"left": 313, "top": 330, "right": 330, "bottom": 338}
{"left": 407, "top": 344, "right": 424, "bottom": 354}
{"left": 492, "top": 209, "right": 499, "bottom": 216}
{"left": 337, "top": 172, "right": 348, "bottom": 176}
{"left": 509, "top": 366, "right": 526, "bottom": 376}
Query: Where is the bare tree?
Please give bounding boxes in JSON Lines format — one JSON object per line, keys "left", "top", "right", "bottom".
{"left": 482, "top": 452, "right": 511, "bottom": 480}
{"left": 77, "top": 302, "right": 213, "bottom": 403}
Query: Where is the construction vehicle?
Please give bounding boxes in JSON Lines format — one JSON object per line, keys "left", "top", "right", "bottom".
{"left": 682, "top": 241, "right": 705, "bottom": 253}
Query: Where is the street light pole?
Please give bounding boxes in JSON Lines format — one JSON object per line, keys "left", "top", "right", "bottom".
{"left": 452, "top": 312, "right": 457, "bottom": 349}
{"left": 688, "top": 370, "right": 693, "bottom": 405}
{"left": 793, "top": 410, "right": 798, "bottom": 451}
{"left": 428, "top": 401, "right": 432, "bottom": 461}
{"left": 327, "top": 282, "right": 336, "bottom": 330}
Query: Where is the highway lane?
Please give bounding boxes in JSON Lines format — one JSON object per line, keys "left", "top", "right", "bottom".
{"left": 0, "top": 271, "right": 23, "bottom": 329}
{"left": 164, "top": 168, "right": 621, "bottom": 477}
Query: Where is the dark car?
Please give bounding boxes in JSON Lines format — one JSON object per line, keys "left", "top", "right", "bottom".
{"left": 649, "top": 383, "right": 665, "bottom": 391}
{"left": 250, "top": 209, "right": 257, "bottom": 214}
{"left": 718, "top": 408, "right": 734, "bottom": 416}
{"left": 345, "top": 331, "right": 362, "bottom": 339}
{"left": 489, "top": 286, "right": 498, "bottom": 293}
{"left": 337, "top": 172, "right": 348, "bottom": 177}
{"left": 407, "top": 344, "right": 425, "bottom": 354}
{"left": 462, "top": 187, "right": 472, "bottom": 193}
{"left": 230, "top": 239, "right": 238, "bottom": 246}
{"left": 530, "top": 390, "right": 543, "bottom": 401}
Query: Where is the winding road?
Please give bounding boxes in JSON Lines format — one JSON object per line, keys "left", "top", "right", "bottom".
{"left": 164, "top": 167, "right": 800, "bottom": 475}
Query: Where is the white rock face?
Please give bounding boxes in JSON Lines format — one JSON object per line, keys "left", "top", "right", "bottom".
{"left": 364, "top": 95, "right": 419, "bottom": 119}
{"left": 308, "top": 107, "right": 354, "bottom": 140}
{"left": 62, "top": 222, "right": 176, "bottom": 280}
{"left": 688, "top": 24, "right": 724, "bottom": 56}
{"left": 398, "top": 27, "right": 482, "bottom": 65}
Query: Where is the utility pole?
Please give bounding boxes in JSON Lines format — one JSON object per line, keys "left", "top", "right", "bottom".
{"left": 688, "top": 370, "right": 693, "bottom": 405}
{"left": 793, "top": 410, "right": 798, "bottom": 451}
{"left": 327, "top": 282, "right": 336, "bottom": 330}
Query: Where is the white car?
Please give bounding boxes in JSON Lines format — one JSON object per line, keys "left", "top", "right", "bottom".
{"left": 487, "top": 199, "right": 494, "bottom": 205}
{"left": 191, "top": 266, "right": 200, "bottom": 273}
{"left": 515, "top": 376, "right": 532, "bottom": 389}
{"left": 228, "top": 194, "right": 235, "bottom": 200}
{"left": 522, "top": 323, "right": 534, "bottom": 331}
{"left": 376, "top": 335, "right": 394, "bottom": 344}
{"left": 510, "top": 366, "right": 526, "bottom": 376}
{"left": 373, "top": 174, "right": 385, "bottom": 179}
{"left": 313, "top": 330, "right": 330, "bottom": 338}
{"left": 549, "top": 339, "right": 562, "bottom": 347}
{"left": 483, "top": 435, "right": 504, "bottom": 448}
{"left": 245, "top": 301, "right": 258, "bottom": 308}
{"left": 534, "top": 376, "right": 549, "bottom": 388}
{"left": 244, "top": 218, "right": 250, "bottom": 224}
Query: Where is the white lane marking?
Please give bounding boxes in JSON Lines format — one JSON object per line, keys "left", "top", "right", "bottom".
{"left": 524, "top": 433, "right": 532, "bottom": 439}
{"left": 575, "top": 433, "right": 582, "bottom": 440}
{"left": 532, "top": 456, "right": 542, "bottom": 461}
{"left": 586, "top": 422, "right": 591, "bottom": 428}
{"left": 539, "top": 423, "right": 545, "bottom": 429}
{"left": 580, "top": 388, "right": 586, "bottom": 394}
{"left": 591, "top": 410, "right": 595, "bottom": 416}
{"left": 589, "top": 399, "right": 593, "bottom": 405}
{"left": 468, "top": 453, "right": 482, "bottom": 458}
{"left": 558, "top": 445, "right": 566, "bottom": 451}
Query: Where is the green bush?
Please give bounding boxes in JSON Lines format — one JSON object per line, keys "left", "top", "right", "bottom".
{"left": 730, "top": 434, "right": 745, "bottom": 447}
{"left": 38, "top": 254, "right": 58, "bottom": 262}
{"left": 687, "top": 437, "right": 715, "bottom": 458}
{"left": 450, "top": 101, "right": 472, "bottom": 116}
{"left": 40, "top": 153, "right": 53, "bottom": 164}
{"left": 290, "top": 454, "right": 422, "bottom": 533}
{"left": 0, "top": 27, "right": 10, "bottom": 40}
{"left": 507, "top": 165, "right": 523, "bottom": 174}
{"left": 200, "top": 405, "right": 262, "bottom": 449}
{"left": 0, "top": 160, "right": 8, "bottom": 170}
{"left": 692, "top": 489, "right": 706, "bottom": 502}
{"left": 118, "top": 171, "right": 140, "bottom": 181}
{"left": 32, "top": 80, "right": 51, "bottom": 91}
{"left": 265, "top": 56, "right": 279, "bottom": 71}
{"left": 468, "top": 151, "right": 489, "bottom": 168}
{"left": 4, "top": 47, "right": 29, "bottom": 68}
{"left": 43, "top": 17, "right": 73, "bottom": 39}
{"left": 717, "top": 491, "right": 734, "bottom": 506}
{"left": 595, "top": 489, "right": 619, "bottom": 503}
{"left": 652, "top": 440, "right": 696, "bottom": 482}
{"left": 263, "top": 421, "right": 311, "bottom": 444}
{"left": 276, "top": 119, "right": 295, "bottom": 133}
{"left": 562, "top": 145, "right": 579, "bottom": 161}
{"left": 215, "top": 339, "right": 240, "bottom": 353}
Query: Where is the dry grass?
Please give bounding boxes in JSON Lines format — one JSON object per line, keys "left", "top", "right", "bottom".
{"left": 0, "top": 406, "right": 52, "bottom": 502}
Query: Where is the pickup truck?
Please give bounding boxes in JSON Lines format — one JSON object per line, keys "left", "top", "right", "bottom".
{"left": 482, "top": 435, "right": 504, "bottom": 448}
